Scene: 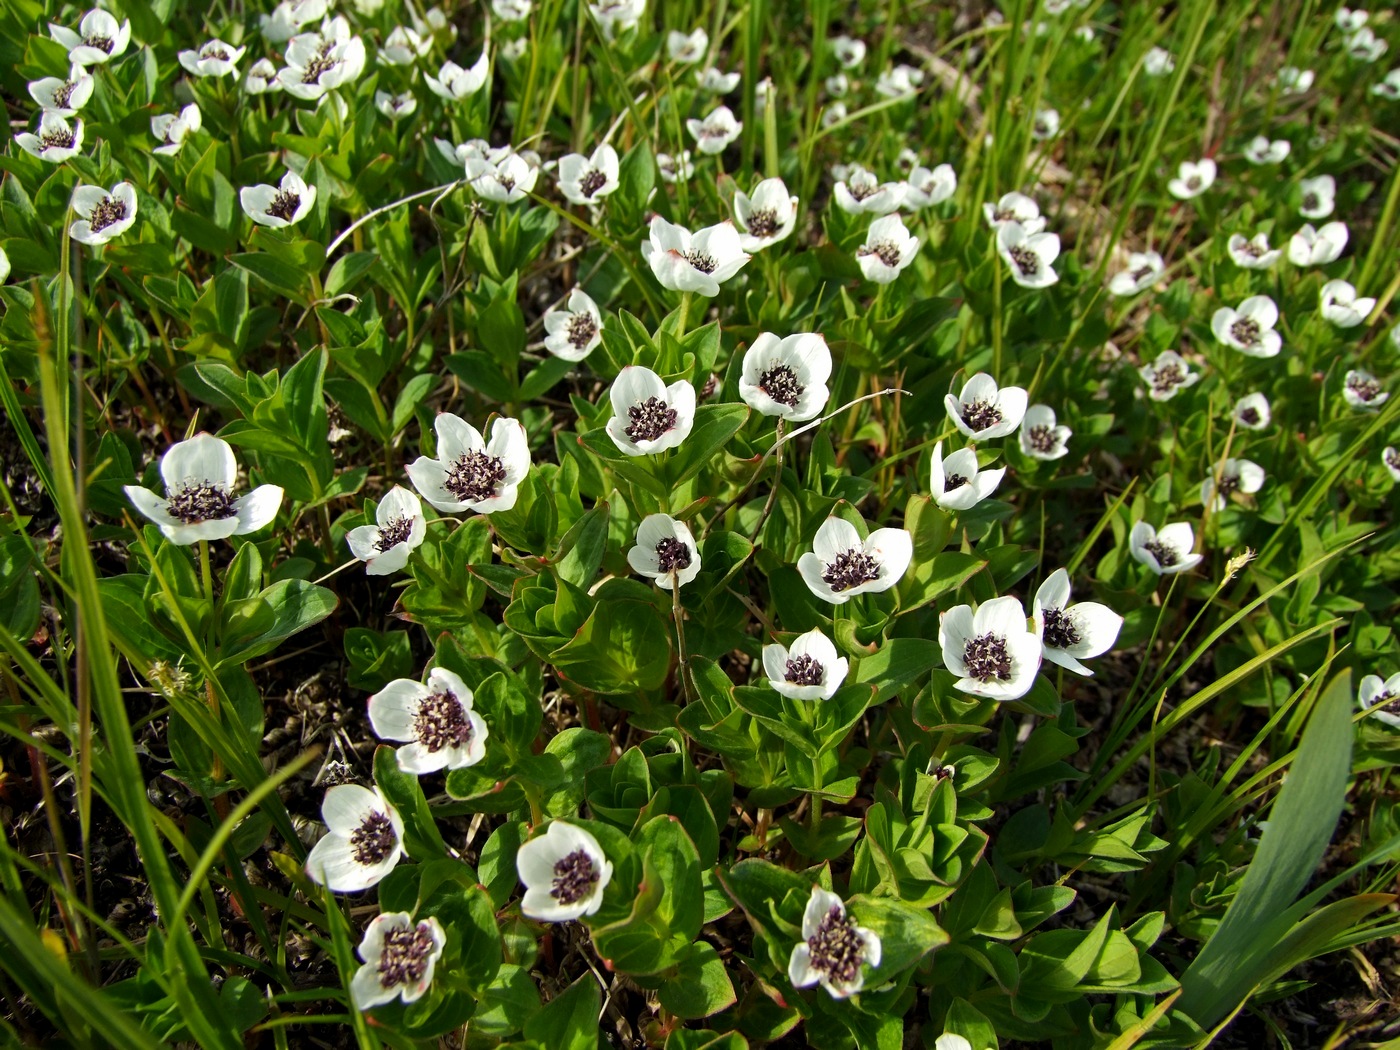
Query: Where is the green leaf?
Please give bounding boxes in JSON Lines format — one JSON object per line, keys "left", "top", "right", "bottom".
{"left": 218, "top": 580, "right": 338, "bottom": 665}
{"left": 373, "top": 745, "right": 448, "bottom": 861}
{"left": 523, "top": 974, "right": 600, "bottom": 1050}
{"left": 658, "top": 942, "right": 737, "bottom": 1019}
{"left": 549, "top": 598, "right": 672, "bottom": 694}
{"left": 666, "top": 403, "right": 750, "bottom": 488}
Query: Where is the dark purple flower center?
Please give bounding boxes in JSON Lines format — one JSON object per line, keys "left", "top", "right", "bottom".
{"left": 350, "top": 811, "right": 397, "bottom": 865}
{"left": 414, "top": 690, "right": 473, "bottom": 753}
{"left": 860, "top": 240, "right": 903, "bottom": 268}
{"left": 1143, "top": 538, "right": 1179, "bottom": 567}
{"left": 83, "top": 34, "right": 114, "bottom": 53}
{"left": 625, "top": 396, "right": 678, "bottom": 443}
{"left": 745, "top": 207, "right": 778, "bottom": 237}
{"left": 759, "top": 363, "right": 804, "bottom": 407}
{"left": 944, "top": 472, "right": 968, "bottom": 491}
{"left": 1348, "top": 374, "right": 1382, "bottom": 402}
{"left": 40, "top": 126, "right": 76, "bottom": 150}
{"left": 685, "top": 249, "right": 717, "bottom": 273}
{"left": 444, "top": 451, "right": 506, "bottom": 502}
{"left": 960, "top": 398, "right": 1003, "bottom": 433}
{"left": 963, "top": 632, "right": 1012, "bottom": 681}
{"left": 1239, "top": 406, "right": 1261, "bottom": 426}
{"left": 375, "top": 516, "right": 413, "bottom": 551}
{"left": 578, "top": 169, "right": 608, "bottom": 198}
{"left": 1008, "top": 245, "right": 1040, "bottom": 275}
{"left": 1026, "top": 424, "right": 1058, "bottom": 453}
{"left": 88, "top": 195, "right": 127, "bottom": 234}
{"left": 377, "top": 922, "right": 436, "bottom": 988}
{"left": 566, "top": 312, "right": 597, "bottom": 350}
{"left": 1150, "top": 363, "right": 1185, "bottom": 395}
{"left": 808, "top": 906, "right": 866, "bottom": 985}
{"left": 551, "top": 848, "right": 599, "bottom": 905}
{"left": 821, "top": 547, "right": 880, "bottom": 592}
{"left": 654, "top": 537, "right": 692, "bottom": 574}
{"left": 266, "top": 190, "right": 301, "bottom": 221}
{"left": 784, "top": 654, "right": 824, "bottom": 686}
{"left": 1041, "top": 607, "right": 1080, "bottom": 649}
{"left": 167, "top": 481, "right": 236, "bottom": 524}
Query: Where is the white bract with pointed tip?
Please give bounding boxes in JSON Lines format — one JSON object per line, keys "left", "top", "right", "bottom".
{"left": 241, "top": 171, "right": 316, "bottom": 228}
{"left": 1320, "top": 280, "right": 1375, "bottom": 328}
{"left": 875, "top": 63, "right": 924, "bottom": 97}
{"left": 1020, "top": 404, "right": 1072, "bottom": 460}
{"left": 833, "top": 167, "right": 906, "bottom": 214}
{"left": 821, "top": 102, "right": 848, "bottom": 128}
{"left": 687, "top": 105, "right": 743, "bottom": 154}
{"left": 945, "top": 373, "right": 1028, "bottom": 440}
{"left": 1031, "top": 108, "right": 1060, "bottom": 140}
{"left": 375, "top": 91, "right": 417, "bottom": 119}
{"left": 151, "top": 104, "right": 202, "bottom": 156}
{"left": 1385, "top": 448, "right": 1400, "bottom": 482}
{"left": 763, "top": 628, "right": 848, "bottom": 701}
{"left": 379, "top": 26, "right": 428, "bottom": 65}
{"left": 261, "top": 0, "right": 329, "bottom": 43}
{"left": 1243, "top": 135, "right": 1290, "bottom": 165}
{"left": 657, "top": 151, "right": 694, "bottom": 183}
{"left": 1298, "top": 175, "right": 1336, "bottom": 218}
{"left": 1168, "top": 158, "right": 1216, "bottom": 200}
{"left": 826, "top": 72, "right": 850, "bottom": 97}
{"left": 998, "top": 221, "right": 1060, "bottom": 288}
{"left": 464, "top": 150, "right": 539, "bottom": 203}
{"left": 605, "top": 367, "right": 696, "bottom": 456}
{"left": 50, "top": 10, "right": 131, "bottom": 66}
{"left": 589, "top": 0, "right": 646, "bottom": 38}
{"left": 1201, "top": 458, "right": 1266, "bottom": 511}
{"left": 1345, "top": 27, "right": 1387, "bottom": 63}
{"left": 351, "top": 913, "right": 446, "bottom": 1010}
{"left": 277, "top": 20, "right": 366, "bottom": 99}
{"left": 856, "top": 214, "right": 920, "bottom": 284}
{"left": 493, "top": 0, "right": 532, "bottom": 20}
{"left": 346, "top": 487, "right": 426, "bottom": 575}
{"left": 902, "top": 164, "right": 957, "bottom": 209}
{"left": 124, "top": 433, "right": 283, "bottom": 545}
{"left": 28, "top": 66, "right": 94, "bottom": 116}
{"left": 627, "top": 514, "right": 701, "bottom": 589}
{"left": 557, "top": 144, "right": 620, "bottom": 205}
{"left": 1144, "top": 47, "right": 1175, "bottom": 76}
{"left": 1033, "top": 569, "right": 1123, "bottom": 677}
{"left": 15, "top": 112, "right": 83, "bottom": 163}
{"left": 0, "top": 248, "right": 9, "bottom": 285}
{"left": 641, "top": 216, "right": 751, "bottom": 296}
{"left": 1139, "top": 350, "right": 1200, "bottom": 400}
{"left": 797, "top": 517, "right": 912, "bottom": 605}
{"left": 1212, "top": 295, "right": 1282, "bottom": 358}
{"left": 1337, "top": 7, "right": 1368, "bottom": 32}
{"left": 517, "top": 822, "right": 613, "bottom": 921}
{"left": 1289, "top": 222, "right": 1347, "bottom": 266}
{"left": 698, "top": 67, "right": 741, "bottom": 93}
{"left": 426, "top": 54, "right": 490, "bottom": 100}
{"left": 788, "top": 887, "right": 881, "bottom": 999}
{"left": 982, "top": 192, "right": 1046, "bottom": 234}
{"left": 1129, "top": 521, "right": 1202, "bottom": 575}
{"left": 939, "top": 596, "right": 1043, "bottom": 700}
{"left": 1343, "top": 369, "right": 1387, "bottom": 410}
{"left": 245, "top": 57, "right": 281, "bottom": 93}
{"left": 369, "top": 667, "right": 489, "bottom": 774}
{"left": 1279, "top": 66, "right": 1315, "bottom": 93}
{"left": 734, "top": 177, "right": 799, "bottom": 252}
{"left": 305, "top": 785, "right": 404, "bottom": 892}
{"left": 1374, "top": 69, "right": 1400, "bottom": 100}
{"left": 831, "top": 35, "right": 866, "bottom": 68}
{"left": 1226, "top": 233, "right": 1280, "bottom": 270}
{"left": 739, "top": 333, "right": 831, "bottom": 422}
{"left": 1358, "top": 673, "right": 1400, "bottom": 728}
{"left": 1108, "top": 251, "right": 1165, "bottom": 296}
{"left": 1234, "top": 392, "right": 1271, "bottom": 430}
{"left": 667, "top": 28, "right": 707, "bottom": 63}
{"left": 931, "top": 441, "right": 1003, "bottom": 510}
{"left": 407, "top": 414, "right": 530, "bottom": 514}
{"left": 179, "top": 39, "right": 246, "bottom": 77}
{"left": 543, "top": 289, "right": 604, "bottom": 362}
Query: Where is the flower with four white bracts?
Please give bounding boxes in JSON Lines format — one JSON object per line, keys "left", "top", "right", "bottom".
{"left": 939, "top": 595, "right": 1043, "bottom": 700}
{"left": 1226, "top": 232, "right": 1280, "bottom": 270}
{"left": 589, "top": 0, "right": 646, "bottom": 39}
{"left": 245, "top": 58, "right": 281, "bottom": 94}
{"left": 856, "top": 214, "right": 920, "bottom": 284}
{"left": 1233, "top": 392, "right": 1271, "bottom": 430}
{"left": 641, "top": 216, "right": 751, "bottom": 296}
{"left": 375, "top": 91, "right": 417, "bottom": 120}
{"left": 15, "top": 112, "right": 84, "bottom": 164}
{"left": 1144, "top": 47, "right": 1175, "bottom": 77}
{"left": 834, "top": 166, "right": 906, "bottom": 215}
{"left": 465, "top": 149, "right": 539, "bottom": 204}
{"left": 379, "top": 26, "right": 429, "bottom": 66}
{"left": 1202, "top": 458, "right": 1266, "bottom": 511}
{"left": 277, "top": 20, "right": 367, "bottom": 100}
{"left": 982, "top": 191, "right": 1046, "bottom": 234}
{"left": 687, "top": 105, "right": 743, "bottom": 155}
{"left": 1031, "top": 108, "right": 1060, "bottom": 141}
{"left": 0, "top": 249, "right": 9, "bottom": 285}
{"left": 734, "top": 177, "right": 799, "bottom": 252}
{"left": 997, "top": 221, "right": 1060, "bottom": 289}
{"left": 306, "top": 784, "right": 405, "bottom": 892}
{"left": 369, "top": 667, "right": 489, "bottom": 773}
{"left": 657, "top": 151, "right": 694, "bottom": 183}
{"left": 151, "top": 104, "right": 202, "bottom": 156}
{"left": 427, "top": 54, "right": 490, "bottom": 100}
{"left": 241, "top": 170, "right": 316, "bottom": 228}
{"left": 1374, "top": 69, "right": 1400, "bottom": 100}
{"left": 1108, "top": 250, "right": 1165, "bottom": 296}
{"left": 930, "top": 441, "right": 1004, "bottom": 511}
{"left": 1345, "top": 27, "right": 1387, "bottom": 63}
{"left": 698, "top": 67, "right": 741, "bottom": 93}
{"left": 875, "top": 63, "right": 924, "bottom": 97}
{"left": 28, "top": 66, "right": 94, "bottom": 117}
{"left": 1129, "top": 521, "right": 1203, "bottom": 575}
{"left": 1020, "top": 404, "right": 1072, "bottom": 460}
{"left": 1033, "top": 569, "right": 1123, "bottom": 677}
{"left": 1212, "top": 295, "right": 1282, "bottom": 358}
{"left": 1243, "top": 135, "right": 1290, "bottom": 165}
{"left": 346, "top": 486, "right": 427, "bottom": 576}
{"left": 667, "top": 28, "right": 707, "bottom": 63}
{"left": 1358, "top": 672, "right": 1400, "bottom": 728}
{"left": 763, "top": 628, "right": 848, "bottom": 701}
{"left": 1167, "top": 158, "right": 1216, "bottom": 200}
{"left": 902, "top": 164, "right": 957, "bottom": 209}
{"left": 788, "top": 886, "right": 881, "bottom": 998}
{"left": 407, "top": 414, "right": 531, "bottom": 514}
{"left": 1289, "top": 222, "right": 1348, "bottom": 266}
{"left": 1343, "top": 369, "right": 1387, "bottom": 410}
{"left": 70, "top": 181, "right": 138, "bottom": 246}
{"left": 1139, "top": 350, "right": 1200, "bottom": 401}
{"left": 627, "top": 514, "right": 702, "bottom": 589}
{"left": 1298, "top": 175, "right": 1336, "bottom": 219}
{"left": 1278, "top": 66, "right": 1315, "bottom": 93}
{"left": 351, "top": 913, "right": 447, "bottom": 1010}
{"left": 178, "top": 39, "right": 246, "bottom": 78}
{"left": 1385, "top": 447, "right": 1400, "bottom": 482}
{"left": 826, "top": 72, "right": 850, "bottom": 97}
{"left": 492, "top": 0, "right": 533, "bottom": 19}
{"left": 557, "top": 144, "right": 620, "bottom": 205}
{"left": 517, "top": 821, "right": 614, "bottom": 921}
{"left": 831, "top": 35, "right": 866, "bottom": 68}
{"left": 50, "top": 9, "right": 131, "bottom": 66}
{"left": 797, "top": 517, "right": 913, "bottom": 605}
{"left": 945, "top": 373, "right": 1028, "bottom": 441}
{"left": 261, "top": 0, "right": 329, "bottom": 43}
{"left": 1320, "top": 279, "right": 1375, "bottom": 328}
{"left": 739, "top": 332, "right": 832, "bottom": 422}
{"left": 1336, "top": 7, "right": 1368, "bottom": 32}
{"left": 605, "top": 366, "right": 696, "bottom": 456}
{"left": 123, "top": 433, "right": 283, "bottom": 545}
{"left": 543, "top": 288, "right": 604, "bottom": 362}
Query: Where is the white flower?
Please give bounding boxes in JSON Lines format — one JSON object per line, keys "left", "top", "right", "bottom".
{"left": 934, "top": 1037, "right": 976, "bottom": 1050}
{"left": 627, "top": 514, "right": 701, "bottom": 589}
{"left": 277, "top": 20, "right": 367, "bottom": 100}
{"left": 834, "top": 166, "right": 906, "bottom": 215}
{"left": 875, "top": 63, "right": 923, "bottom": 97}
{"left": 1336, "top": 7, "right": 1369, "bottom": 32}
{"left": 945, "top": 373, "right": 1028, "bottom": 440}
{"left": 305, "top": 785, "right": 405, "bottom": 892}
{"left": 49, "top": 10, "right": 131, "bottom": 66}
{"left": 27, "top": 66, "right": 94, "bottom": 116}
{"left": 1073, "top": 25, "right": 1095, "bottom": 43}
{"left": 589, "top": 0, "right": 646, "bottom": 39}
{"left": 1243, "top": 135, "right": 1290, "bottom": 165}
{"left": 1345, "top": 27, "right": 1387, "bottom": 63}
{"left": 501, "top": 37, "right": 528, "bottom": 60}
{"left": 375, "top": 91, "right": 417, "bottom": 119}
{"left": 667, "top": 28, "right": 707, "bottom": 63}
{"left": 241, "top": 171, "right": 316, "bottom": 229}
{"left": 641, "top": 216, "right": 751, "bottom": 296}
{"left": 0, "top": 248, "right": 8, "bottom": 285}
{"left": 407, "top": 414, "right": 530, "bottom": 514}
{"left": 493, "top": 0, "right": 533, "bottom": 20}
{"left": 1288, "top": 222, "right": 1348, "bottom": 266}
{"left": 1129, "top": 521, "right": 1202, "bottom": 575}
{"left": 739, "top": 333, "right": 831, "bottom": 422}
{"left": 1139, "top": 350, "right": 1200, "bottom": 400}
{"left": 150, "top": 104, "right": 202, "bottom": 156}
{"left": 1226, "top": 232, "right": 1281, "bottom": 270}
{"left": 1033, "top": 569, "right": 1122, "bottom": 677}
{"left": 435, "top": 137, "right": 492, "bottom": 165}
{"left": 604, "top": 366, "right": 696, "bottom": 456}
{"left": 734, "top": 177, "right": 799, "bottom": 251}
{"left": 1020, "top": 404, "right": 1071, "bottom": 460}
{"left": 1108, "top": 251, "right": 1165, "bottom": 296}
{"left": 245, "top": 58, "right": 281, "bottom": 94}
{"left": 369, "top": 667, "right": 489, "bottom": 773}
{"left": 261, "top": 0, "right": 329, "bottom": 43}
{"left": 1233, "top": 392, "right": 1271, "bottom": 430}
{"left": 997, "top": 221, "right": 1060, "bottom": 289}
{"left": 1211, "top": 295, "right": 1282, "bottom": 358}
{"left": 797, "top": 517, "right": 912, "bottom": 605}
{"left": 939, "top": 595, "right": 1042, "bottom": 700}
{"left": 982, "top": 191, "right": 1046, "bottom": 234}
{"left": 377, "top": 26, "right": 425, "bottom": 66}
{"left": 1167, "top": 158, "right": 1216, "bottom": 200}
{"left": 687, "top": 105, "right": 743, "bottom": 155}
{"left": 1373, "top": 68, "right": 1400, "bottom": 100}
{"left": 1031, "top": 108, "right": 1060, "bottom": 140}
{"left": 1201, "top": 458, "right": 1266, "bottom": 511}
{"left": 517, "top": 822, "right": 613, "bottom": 922}
{"left": 350, "top": 913, "right": 447, "bottom": 1010}
{"left": 1384, "top": 447, "right": 1400, "bottom": 482}
{"left": 930, "top": 441, "right": 1003, "bottom": 511}
{"left": 15, "top": 112, "right": 83, "bottom": 163}
{"left": 831, "top": 35, "right": 866, "bottom": 68}
{"left": 698, "top": 67, "right": 741, "bottom": 93}
{"left": 557, "top": 143, "right": 620, "bottom": 205}
{"left": 464, "top": 150, "right": 539, "bottom": 203}
{"left": 763, "top": 629, "right": 848, "bottom": 701}
{"left": 346, "top": 487, "right": 426, "bottom": 576}
{"left": 178, "top": 39, "right": 245, "bottom": 78}
{"left": 1358, "top": 673, "right": 1400, "bottom": 728}
{"left": 69, "top": 181, "right": 138, "bottom": 246}
{"left": 657, "top": 151, "right": 694, "bottom": 183}
{"left": 788, "top": 887, "right": 881, "bottom": 999}
{"left": 821, "top": 101, "right": 848, "bottom": 128}
{"left": 1278, "top": 66, "right": 1314, "bottom": 93}
{"left": 856, "top": 214, "right": 920, "bottom": 284}
{"left": 1343, "top": 369, "right": 1387, "bottom": 410}
{"left": 1144, "top": 47, "right": 1175, "bottom": 77}
{"left": 426, "top": 54, "right": 490, "bottom": 100}
{"left": 825, "top": 71, "right": 849, "bottom": 97}
{"left": 413, "top": 6, "right": 454, "bottom": 38}
{"left": 123, "top": 433, "right": 283, "bottom": 545}
{"left": 1320, "top": 279, "right": 1375, "bottom": 328}
{"left": 903, "top": 164, "right": 957, "bottom": 209}
{"left": 1298, "top": 175, "right": 1336, "bottom": 218}
{"left": 543, "top": 288, "right": 604, "bottom": 362}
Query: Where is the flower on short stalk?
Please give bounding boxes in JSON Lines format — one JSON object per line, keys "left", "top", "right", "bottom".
{"left": 1343, "top": 369, "right": 1387, "bottom": 410}
{"left": 831, "top": 35, "right": 866, "bottom": 68}
{"left": 667, "top": 28, "right": 707, "bottom": 63}
{"left": 375, "top": 91, "right": 417, "bottom": 119}
{"left": 517, "top": 822, "right": 613, "bottom": 922}
{"left": 1202, "top": 458, "right": 1266, "bottom": 511}
{"left": 70, "top": 181, "right": 138, "bottom": 247}
{"left": 982, "top": 192, "right": 1046, "bottom": 234}
{"left": 1274, "top": 67, "right": 1314, "bottom": 95}
{"left": 875, "top": 63, "right": 924, "bottom": 97}
{"left": 542, "top": 288, "right": 604, "bottom": 362}
{"left": 1298, "top": 175, "right": 1335, "bottom": 219}
{"left": 178, "top": 39, "right": 246, "bottom": 77}
{"left": 1383, "top": 447, "right": 1400, "bottom": 482}
{"left": 1226, "top": 232, "right": 1280, "bottom": 270}
{"left": 350, "top": 913, "right": 447, "bottom": 1010}
{"left": 834, "top": 166, "right": 906, "bottom": 214}
{"left": 939, "top": 595, "right": 1042, "bottom": 700}
{"left": 1108, "top": 250, "right": 1165, "bottom": 296}
{"left": 1289, "top": 222, "right": 1348, "bottom": 266}
{"left": 1129, "top": 521, "right": 1202, "bottom": 575}
{"left": 797, "top": 517, "right": 912, "bottom": 605}
{"left": 605, "top": 366, "right": 696, "bottom": 456}
{"left": 1359, "top": 673, "right": 1400, "bottom": 727}
{"left": 687, "top": 105, "right": 742, "bottom": 154}
{"left": 1033, "top": 569, "right": 1123, "bottom": 676}
{"left": 50, "top": 10, "right": 131, "bottom": 65}
{"left": 150, "top": 104, "right": 202, "bottom": 156}
{"left": 245, "top": 58, "right": 281, "bottom": 93}
{"left": 241, "top": 170, "right": 316, "bottom": 228}
{"left": 945, "top": 373, "right": 1028, "bottom": 440}
{"left": 1167, "top": 158, "right": 1216, "bottom": 200}
{"left": 492, "top": 0, "right": 532, "bottom": 20}
{"left": 15, "top": 112, "right": 83, "bottom": 163}
{"left": 1144, "top": 47, "right": 1175, "bottom": 77}
{"left": 1336, "top": 7, "right": 1368, "bottom": 32}
{"left": 657, "top": 151, "right": 694, "bottom": 183}
{"left": 698, "top": 66, "right": 740, "bottom": 93}
{"left": 1233, "top": 392, "right": 1271, "bottom": 430}
{"left": 997, "top": 221, "right": 1060, "bottom": 288}
{"left": 788, "top": 887, "right": 881, "bottom": 999}
{"left": 28, "top": 66, "right": 94, "bottom": 116}
{"left": 1139, "top": 350, "right": 1200, "bottom": 401}
{"left": 1320, "top": 280, "right": 1375, "bottom": 328}
{"left": 589, "top": 0, "right": 646, "bottom": 39}
{"left": 557, "top": 143, "right": 620, "bottom": 205}
{"left": 123, "top": 433, "right": 282, "bottom": 545}
{"left": 407, "top": 414, "right": 530, "bottom": 513}
{"left": 856, "top": 214, "right": 920, "bottom": 284}
{"left": 1031, "top": 108, "right": 1060, "bottom": 140}
{"left": 821, "top": 102, "right": 848, "bottom": 128}
{"left": 1344, "top": 27, "right": 1387, "bottom": 63}
{"left": 261, "top": 0, "right": 328, "bottom": 43}
{"left": 1243, "top": 135, "right": 1290, "bottom": 165}
{"left": 1020, "top": 404, "right": 1071, "bottom": 460}
{"left": 1211, "top": 295, "right": 1282, "bottom": 358}
{"left": 276, "top": 19, "right": 367, "bottom": 100}
{"left": 346, "top": 486, "right": 426, "bottom": 576}
{"left": 902, "top": 164, "right": 957, "bottom": 209}
{"left": 368, "top": 667, "right": 489, "bottom": 773}
{"left": 379, "top": 26, "right": 429, "bottom": 65}
{"left": 930, "top": 441, "right": 1003, "bottom": 511}
{"left": 734, "top": 177, "right": 799, "bottom": 252}
{"left": 763, "top": 628, "right": 848, "bottom": 701}
{"left": 305, "top": 785, "right": 405, "bottom": 892}
{"left": 641, "top": 216, "right": 751, "bottom": 295}
{"left": 627, "top": 514, "right": 701, "bottom": 589}
{"left": 826, "top": 72, "right": 850, "bottom": 97}
{"left": 465, "top": 149, "right": 539, "bottom": 203}
{"left": 1373, "top": 68, "right": 1400, "bottom": 100}
{"left": 426, "top": 54, "right": 490, "bottom": 100}
{"left": 740, "top": 333, "right": 831, "bottom": 422}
